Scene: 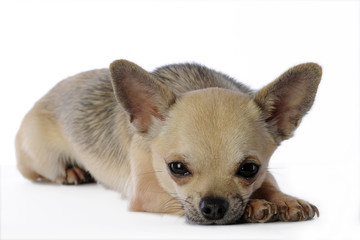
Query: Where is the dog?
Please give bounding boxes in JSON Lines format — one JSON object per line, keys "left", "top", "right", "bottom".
{"left": 15, "top": 60, "right": 321, "bottom": 224}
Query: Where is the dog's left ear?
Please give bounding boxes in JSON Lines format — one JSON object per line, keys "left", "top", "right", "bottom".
{"left": 110, "top": 60, "right": 176, "bottom": 133}
{"left": 253, "top": 63, "right": 322, "bottom": 143}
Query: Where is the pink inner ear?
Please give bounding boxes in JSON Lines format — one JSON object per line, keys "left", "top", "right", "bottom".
{"left": 255, "top": 63, "right": 321, "bottom": 142}
{"left": 122, "top": 79, "right": 165, "bottom": 133}
{"left": 270, "top": 106, "right": 301, "bottom": 138}
{"left": 133, "top": 100, "right": 165, "bottom": 132}
{"left": 110, "top": 60, "right": 176, "bottom": 133}
{"left": 265, "top": 74, "right": 311, "bottom": 139}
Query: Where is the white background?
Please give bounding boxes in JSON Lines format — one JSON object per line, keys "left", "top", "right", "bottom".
{"left": 0, "top": 0, "right": 359, "bottom": 239}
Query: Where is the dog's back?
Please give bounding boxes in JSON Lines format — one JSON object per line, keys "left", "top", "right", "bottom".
{"left": 153, "top": 63, "right": 251, "bottom": 95}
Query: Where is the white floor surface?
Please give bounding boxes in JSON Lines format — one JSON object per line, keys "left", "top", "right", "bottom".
{"left": 1, "top": 166, "right": 360, "bottom": 240}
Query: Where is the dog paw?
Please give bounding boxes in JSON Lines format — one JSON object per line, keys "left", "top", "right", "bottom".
{"left": 63, "top": 166, "right": 95, "bottom": 185}
{"left": 272, "top": 195, "right": 319, "bottom": 222}
{"left": 243, "top": 199, "right": 277, "bottom": 223}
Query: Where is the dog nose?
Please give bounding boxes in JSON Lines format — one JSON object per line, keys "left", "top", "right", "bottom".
{"left": 199, "top": 197, "right": 229, "bottom": 220}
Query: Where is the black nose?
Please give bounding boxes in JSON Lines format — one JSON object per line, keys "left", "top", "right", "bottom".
{"left": 199, "top": 197, "right": 229, "bottom": 220}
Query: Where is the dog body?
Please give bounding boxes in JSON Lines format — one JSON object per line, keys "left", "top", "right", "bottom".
{"left": 16, "top": 60, "right": 321, "bottom": 224}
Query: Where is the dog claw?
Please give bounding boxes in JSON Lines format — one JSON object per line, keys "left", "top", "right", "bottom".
{"left": 311, "top": 204, "right": 320, "bottom": 217}
{"left": 246, "top": 205, "right": 252, "bottom": 218}
{"left": 63, "top": 166, "right": 95, "bottom": 185}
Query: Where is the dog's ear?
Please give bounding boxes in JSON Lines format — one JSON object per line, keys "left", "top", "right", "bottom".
{"left": 110, "top": 60, "right": 176, "bottom": 133}
{"left": 253, "top": 63, "right": 322, "bottom": 143}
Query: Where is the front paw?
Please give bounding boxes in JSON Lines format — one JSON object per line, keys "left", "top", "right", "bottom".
{"left": 271, "top": 195, "right": 319, "bottom": 222}
{"left": 243, "top": 199, "right": 277, "bottom": 223}
{"left": 242, "top": 196, "right": 319, "bottom": 223}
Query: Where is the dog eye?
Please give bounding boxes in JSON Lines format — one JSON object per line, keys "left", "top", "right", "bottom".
{"left": 168, "top": 162, "right": 191, "bottom": 177}
{"left": 236, "top": 162, "right": 260, "bottom": 179}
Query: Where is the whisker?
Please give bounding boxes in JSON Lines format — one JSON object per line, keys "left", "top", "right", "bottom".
{"left": 163, "top": 197, "right": 185, "bottom": 213}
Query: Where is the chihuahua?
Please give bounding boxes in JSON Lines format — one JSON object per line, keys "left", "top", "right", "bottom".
{"left": 16, "top": 60, "right": 321, "bottom": 224}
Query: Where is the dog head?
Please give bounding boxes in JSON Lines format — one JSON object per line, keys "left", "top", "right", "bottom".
{"left": 110, "top": 60, "right": 321, "bottom": 224}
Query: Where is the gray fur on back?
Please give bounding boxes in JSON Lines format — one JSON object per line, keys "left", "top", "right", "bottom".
{"left": 152, "top": 63, "right": 252, "bottom": 95}
{"left": 41, "top": 63, "right": 252, "bottom": 165}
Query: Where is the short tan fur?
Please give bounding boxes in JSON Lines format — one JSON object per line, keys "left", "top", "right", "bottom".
{"left": 16, "top": 60, "right": 321, "bottom": 224}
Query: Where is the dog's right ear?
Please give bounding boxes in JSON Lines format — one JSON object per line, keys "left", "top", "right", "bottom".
{"left": 110, "top": 60, "right": 176, "bottom": 133}
{"left": 253, "top": 63, "right": 322, "bottom": 144}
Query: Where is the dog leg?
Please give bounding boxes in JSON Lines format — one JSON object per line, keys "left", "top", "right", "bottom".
{"left": 16, "top": 108, "right": 90, "bottom": 185}
{"left": 127, "top": 135, "right": 184, "bottom": 215}
{"left": 128, "top": 157, "right": 184, "bottom": 215}
{"left": 128, "top": 174, "right": 184, "bottom": 215}
{"left": 243, "top": 172, "right": 319, "bottom": 223}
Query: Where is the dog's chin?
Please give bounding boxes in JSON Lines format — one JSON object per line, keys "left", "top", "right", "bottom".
{"left": 186, "top": 217, "right": 241, "bottom": 225}
{"left": 184, "top": 208, "right": 245, "bottom": 225}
